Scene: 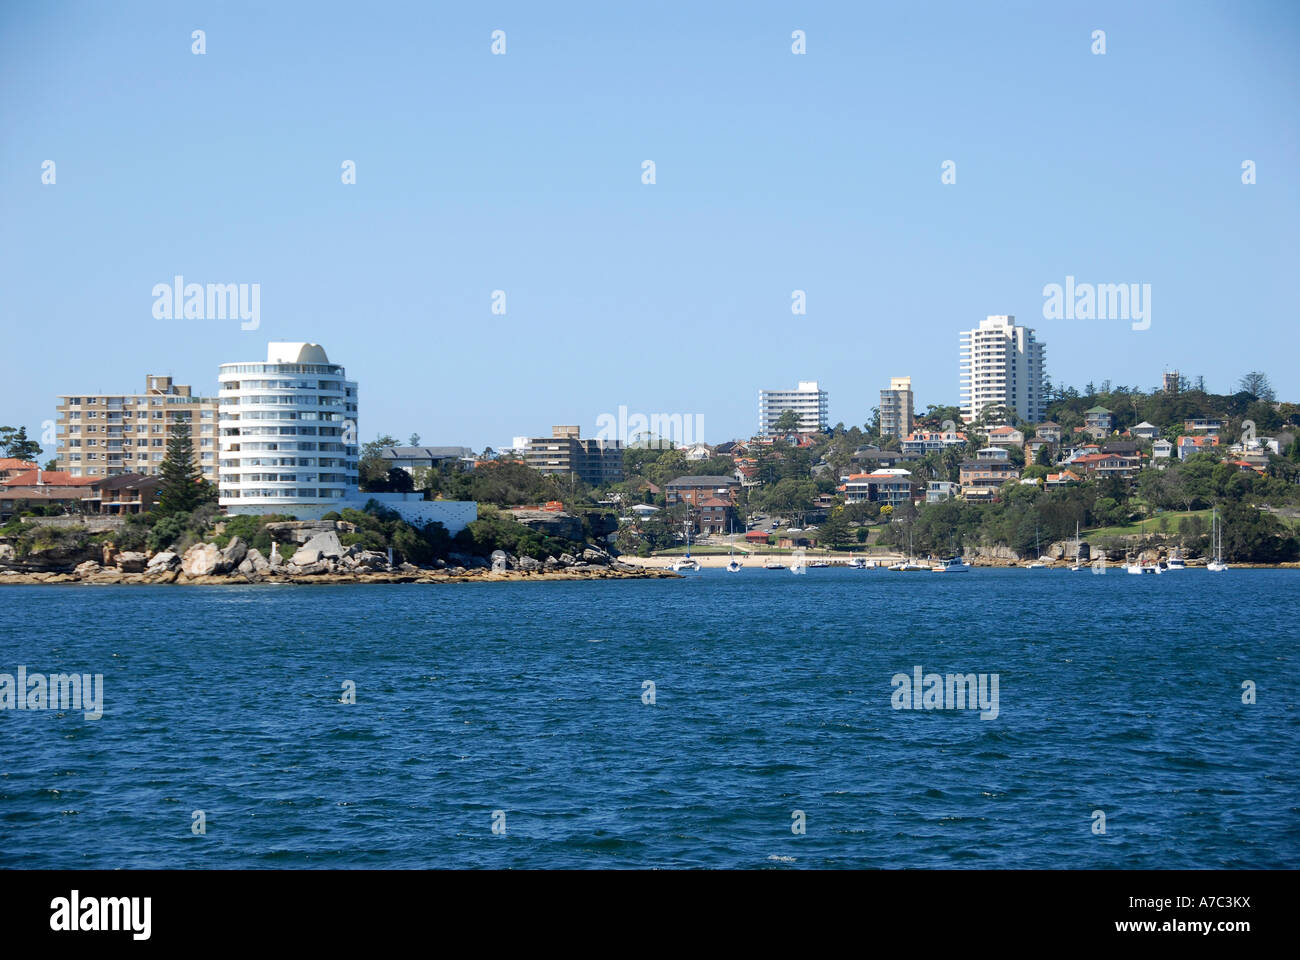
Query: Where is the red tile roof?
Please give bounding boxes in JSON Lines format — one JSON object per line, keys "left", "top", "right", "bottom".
{"left": 1, "top": 470, "right": 98, "bottom": 487}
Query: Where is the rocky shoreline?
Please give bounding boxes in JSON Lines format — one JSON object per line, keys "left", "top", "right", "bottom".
{"left": 0, "top": 526, "right": 680, "bottom": 586}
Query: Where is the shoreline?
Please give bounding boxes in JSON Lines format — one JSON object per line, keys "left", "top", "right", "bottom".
{"left": 621, "top": 553, "right": 1300, "bottom": 571}
{"left": 0, "top": 566, "right": 682, "bottom": 586}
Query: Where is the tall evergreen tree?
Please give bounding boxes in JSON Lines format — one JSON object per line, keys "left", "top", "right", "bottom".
{"left": 0, "top": 425, "right": 43, "bottom": 462}
{"left": 156, "top": 421, "right": 212, "bottom": 515}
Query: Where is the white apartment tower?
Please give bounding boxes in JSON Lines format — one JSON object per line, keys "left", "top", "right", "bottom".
{"left": 959, "top": 316, "right": 1046, "bottom": 425}
{"left": 218, "top": 342, "right": 359, "bottom": 514}
{"left": 759, "top": 380, "right": 829, "bottom": 435}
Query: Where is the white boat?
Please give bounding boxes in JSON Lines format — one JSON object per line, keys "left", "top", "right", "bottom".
{"left": 1207, "top": 507, "right": 1228, "bottom": 572}
{"left": 672, "top": 520, "right": 701, "bottom": 571}
{"left": 846, "top": 556, "right": 866, "bottom": 569}
{"left": 1026, "top": 527, "right": 1048, "bottom": 567}
{"left": 763, "top": 559, "right": 786, "bottom": 570}
{"left": 725, "top": 522, "right": 742, "bottom": 572}
{"left": 932, "top": 557, "right": 969, "bottom": 572}
{"left": 1166, "top": 555, "right": 1186, "bottom": 570}
{"left": 1091, "top": 557, "right": 1107, "bottom": 575}
{"left": 790, "top": 549, "right": 807, "bottom": 575}
{"left": 1125, "top": 561, "right": 1161, "bottom": 575}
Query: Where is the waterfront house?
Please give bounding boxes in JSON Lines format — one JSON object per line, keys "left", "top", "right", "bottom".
{"left": 80, "top": 472, "right": 163, "bottom": 515}
{"left": 0, "top": 458, "right": 38, "bottom": 482}
{"left": 1177, "top": 435, "right": 1220, "bottom": 460}
{"left": 926, "top": 480, "right": 959, "bottom": 502}
{"left": 899, "top": 430, "right": 966, "bottom": 455}
{"left": 1045, "top": 469, "right": 1081, "bottom": 487}
{"left": 1084, "top": 406, "right": 1115, "bottom": 433}
{"left": 959, "top": 459, "right": 1018, "bottom": 500}
{"left": 666, "top": 475, "right": 740, "bottom": 508}
{"left": 984, "top": 425, "right": 1025, "bottom": 448}
{"left": 1034, "top": 422, "right": 1063, "bottom": 443}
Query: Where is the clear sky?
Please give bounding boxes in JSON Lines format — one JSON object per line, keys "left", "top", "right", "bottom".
{"left": 2, "top": 1, "right": 1296, "bottom": 453}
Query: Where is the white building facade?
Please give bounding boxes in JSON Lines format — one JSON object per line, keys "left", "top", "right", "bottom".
{"left": 959, "top": 315, "right": 1046, "bottom": 426}
{"left": 759, "top": 380, "right": 829, "bottom": 435}
{"left": 218, "top": 342, "right": 360, "bottom": 514}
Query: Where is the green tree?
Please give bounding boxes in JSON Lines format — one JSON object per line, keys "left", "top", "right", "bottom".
{"left": 0, "top": 425, "right": 42, "bottom": 462}
{"left": 156, "top": 421, "right": 215, "bottom": 515}
{"left": 359, "top": 434, "right": 399, "bottom": 490}
{"left": 817, "top": 506, "right": 851, "bottom": 548}
{"left": 772, "top": 409, "right": 801, "bottom": 434}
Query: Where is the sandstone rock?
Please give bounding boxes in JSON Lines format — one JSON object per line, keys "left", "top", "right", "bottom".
{"left": 519, "top": 556, "right": 542, "bottom": 573}
{"left": 354, "top": 550, "right": 388, "bottom": 570}
{"left": 147, "top": 550, "right": 179, "bottom": 571}
{"left": 263, "top": 519, "right": 357, "bottom": 545}
{"left": 244, "top": 547, "right": 270, "bottom": 573}
{"left": 181, "top": 542, "right": 222, "bottom": 577}
{"left": 509, "top": 510, "right": 585, "bottom": 541}
{"left": 289, "top": 561, "right": 328, "bottom": 576}
{"left": 115, "top": 551, "right": 148, "bottom": 573}
{"left": 558, "top": 553, "right": 577, "bottom": 567}
{"left": 74, "top": 560, "right": 101, "bottom": 578}
{"left": 222, "top": 536, "right": 248, "bottom": 568}
{"left": 581, "top": 547, "right": 610, "bottom": 565}
{"left": 295, "top": 531, "right": 343, "bottom": 565}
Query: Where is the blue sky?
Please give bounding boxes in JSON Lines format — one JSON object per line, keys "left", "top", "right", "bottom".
{"left": 2, "top": 1, "right": 1297, "bottom": 453}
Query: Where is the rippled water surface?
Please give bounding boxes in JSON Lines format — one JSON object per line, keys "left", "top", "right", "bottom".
{"left": 1, "top": 569, "right": 1297, "bottom": 868}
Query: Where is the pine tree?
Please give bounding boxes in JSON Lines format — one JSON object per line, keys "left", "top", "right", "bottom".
{"left": 156, "top": 421, "right": 211, "bottom": 515}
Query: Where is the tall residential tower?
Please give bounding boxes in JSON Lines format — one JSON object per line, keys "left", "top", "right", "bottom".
{"left": 879, "top": 376, "right": 914, "bottom": 438}
{"left": 218, "top": 342, "right": 359, "bottom": 515}
{"left": 959, "top": 316, "right": 1046, "bottom": 426}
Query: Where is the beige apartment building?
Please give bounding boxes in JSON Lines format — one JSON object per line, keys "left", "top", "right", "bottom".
{"left": 56, "top": 375, "right": 219, "bottom": 481}
{"left": 523, "top": 425, "right": 624, "bottom": 486}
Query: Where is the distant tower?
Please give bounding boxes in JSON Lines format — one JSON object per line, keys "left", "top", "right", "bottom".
{"left": 759, "top": 381, "right": 829, "bottom": 435}
{"left": 879, "top": 376, "right": 914, "bottom": 438}
{"left": 959, "top": 316, "right": 1046, "bottom": 425}
{"left": 1162, "top": 369, "right": 1180, "bottom": 394}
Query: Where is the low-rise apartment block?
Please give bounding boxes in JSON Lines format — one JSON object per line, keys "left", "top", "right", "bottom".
{"left": 56, "top": 376, "right": 218, "bottom": 481}
{"left": 523, "top": 426, "right": 624, "bottom": 486}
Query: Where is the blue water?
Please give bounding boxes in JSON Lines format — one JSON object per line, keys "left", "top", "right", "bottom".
{"left": 1, "top": 569, "right": 1296, "bottom": 869}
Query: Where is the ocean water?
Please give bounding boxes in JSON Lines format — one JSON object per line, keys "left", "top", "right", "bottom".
{"left": 1, "top": 568, "right": 1296, "bottom": 869}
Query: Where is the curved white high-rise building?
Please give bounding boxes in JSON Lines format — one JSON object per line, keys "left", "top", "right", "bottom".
{"left": 218, "top": 342, "right": 359, "bottom": 514}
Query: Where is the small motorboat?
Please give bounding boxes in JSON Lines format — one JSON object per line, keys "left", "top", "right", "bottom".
{"left": 932, "top": 557, "right": 969, "bottom": 572}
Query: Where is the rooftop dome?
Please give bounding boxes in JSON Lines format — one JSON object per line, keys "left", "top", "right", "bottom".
{"left": 266, "top": 342, "right": 330, "bottom": 364}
